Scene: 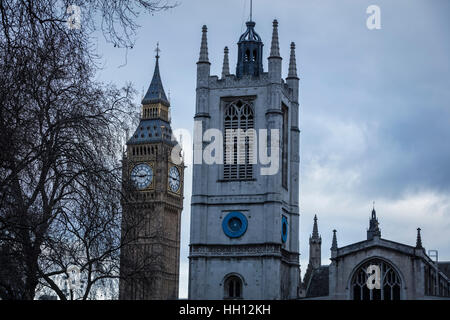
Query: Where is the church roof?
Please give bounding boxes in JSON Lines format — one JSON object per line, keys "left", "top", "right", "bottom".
{"left": 239, "top": 21, "right": 262, "bottom": 43}
{"left": 335, "top": 237, "right": 418, "bottom": 259}
{"left": 305, "top": 266, "right": 329, "bottom": 298}
{"left": 142, "top": 50, "right": 169, "bottom": 106}
{"left": 438, "top": 262, "right": 450, "bottom": 279}
{"left": 127, "top": 118, "right": 175, "bottom": 146}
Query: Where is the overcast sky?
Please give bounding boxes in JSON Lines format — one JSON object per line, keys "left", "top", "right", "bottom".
{"left": 94, "top": 0, "right": 450, "bottom": 298}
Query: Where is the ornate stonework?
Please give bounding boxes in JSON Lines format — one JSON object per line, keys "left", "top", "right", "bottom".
{"left": 119, "top": 51, "right": 184, "bottom": 300}
{"left": 189, "top": 20, "right": 300, "bottom": 300}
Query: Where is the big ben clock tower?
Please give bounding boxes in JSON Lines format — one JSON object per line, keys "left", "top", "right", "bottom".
{"left": 119, "top": 45, "right": 184, "bottom": 300}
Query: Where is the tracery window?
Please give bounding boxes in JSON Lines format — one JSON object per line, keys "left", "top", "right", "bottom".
{"left": 223, "top": 99, "right": 254, "bottom": 180}
{"left": 224, "top": 275, "right": 243, "bottom": 299}
{"left": 351, "top": 259, "right": 401, "bottom": 300}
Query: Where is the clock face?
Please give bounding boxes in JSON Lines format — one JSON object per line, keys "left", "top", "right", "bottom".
{"left": 222, "top": 211, "right": 247, "bottom": 238}
{"left": 168, "top": 166, "right": 181, "bottom": 192}
{"left": 130, "top": 163, "right": 153, "bottom": 190}
{"left": 228, "top": 217, "right": 242, "bottom": 232}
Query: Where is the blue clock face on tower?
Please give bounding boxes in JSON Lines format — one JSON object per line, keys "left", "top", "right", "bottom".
{"left": 130, "top": 163, "right": 153, "bottom": 190}
{"left": 228, "top": 217, "right": 242, "bottom": 232}
{"left": 222, "top": 212, "right": 248, "bottom": 238}
{"left": 281, "top": 215, "right": 288, "bottom": 243}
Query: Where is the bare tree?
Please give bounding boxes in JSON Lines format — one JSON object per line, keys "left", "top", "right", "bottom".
{"left": 0, "top": 0, "right": 176, "bottom": 300}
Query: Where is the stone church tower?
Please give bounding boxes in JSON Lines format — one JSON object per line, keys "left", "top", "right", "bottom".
{"left": 309, "top": 215, "right": 322, "bottom": 269}
{"left": 189, "top": 19, "right": 300, "bottom": 299}
{"left": 367, "top": 207, "right": 381, "bottom": 240}
{"left": 119, "top": 47, "right": 184, "bottom": 300}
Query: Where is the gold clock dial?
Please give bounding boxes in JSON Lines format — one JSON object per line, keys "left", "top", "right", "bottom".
{"left": 131, "top": 163, "right": 153, "bottom": 190}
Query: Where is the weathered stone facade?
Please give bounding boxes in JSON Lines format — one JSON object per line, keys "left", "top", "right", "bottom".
{"left": 303, "top": 210, "right": 450, "bottom": 300}
{"left": 119, "top": 51, "right": 184, "bottom": 300}
{"left": 188, "top": 20, "right": 301, "bottom": 300}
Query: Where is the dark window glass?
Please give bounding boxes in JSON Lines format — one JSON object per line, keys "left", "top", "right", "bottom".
{"left": 225, "top": 276, "right": 243, "bottom": 299}
{"left": 351, "top": 259, "right": 401, "bottom": 300}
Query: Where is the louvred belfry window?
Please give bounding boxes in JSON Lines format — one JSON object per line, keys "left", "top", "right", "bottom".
{"left": 223, "top": 99, "right": 254, "bottom": 180}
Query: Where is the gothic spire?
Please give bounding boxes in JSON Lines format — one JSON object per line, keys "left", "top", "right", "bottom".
{"left": 198, "top": 25, "right": 209, "bottom": 63}
{"left": 221, "top": 46, "right": 230, "bottom": 79}
{"left": 142, "top": 43, "right": 169, "bottom": 106}
{"left": 311, "top": 214, "right": 320, "bottom": 240}
{"left": 331, "top": 230, "right": 338, "bottom": 250}
{"left": 372, "top": 202, "right": 376, "bottom": 219}
{"left": 269, "top": 19, "right": 280, "bottom": 58}
{"left": 287, "top": 42, "right": 298, "bottom": 79}
{"left": 416, "top": 228, "right": 423, "bottom": 249}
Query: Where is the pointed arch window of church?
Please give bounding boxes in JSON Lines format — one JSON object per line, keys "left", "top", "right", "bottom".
{"left": 351, "top": 259, "right": 401, "bottom": 300}
{"left": 223, "top": 99, "right": 254, "bottom": 180}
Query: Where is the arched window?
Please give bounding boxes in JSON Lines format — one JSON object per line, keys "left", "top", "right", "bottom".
{"left": 224, "top": 275, "right": 243, "bottom": 299}
{"left": 223, "top": 99, "right": 254, "bottom": 180}
{"left": 351, "top": 259, "right": 402, "bottom": 300}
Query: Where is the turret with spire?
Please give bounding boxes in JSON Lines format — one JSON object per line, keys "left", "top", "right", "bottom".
{"left": 286, "top": 41, "right": 300, "bottom": 215}
{"left": 196, "top": 25, "right": 210, "bottom": 115}
{"left": 268, "top": 19, "right": 281, "bottom": 82}
{"left": 198, "top": 25, "right": 209, "bottom": 64}
{"left": 416, "top": 228, "right": 423, "bottom": 249}
{"left": 236, "top": 18, "right": 264, "bottom": 78}
{"left": 331, "top": 229, "right": 338, "bottom": 249}
{"left": 128, "top": 43, "right": 174, "bottom": 146}
{"left": 286, "top": 42, "right": 299, "bottom": 103}
{"left": 309, "top": 215, "right": 322, "bottom": 269}
{"left": 142, "top": 43, "right": 169, "bottom": 108}
{"left": 367, "top": 205, "right": 381, "bottom": 240}
{"left": 221, "top": 47, "right": 230, "bottom": 79}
